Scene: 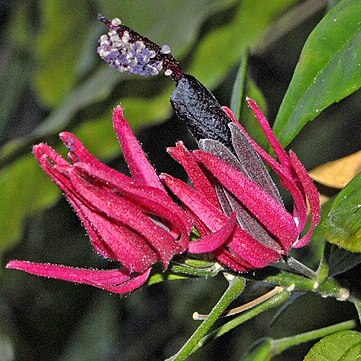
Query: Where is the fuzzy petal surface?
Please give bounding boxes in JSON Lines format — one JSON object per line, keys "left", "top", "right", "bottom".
{"left": 6, "top": 261, "right": 151, "bottom": 294}
{"left": 113, "top": 106, "right": 164, "bottom": 190}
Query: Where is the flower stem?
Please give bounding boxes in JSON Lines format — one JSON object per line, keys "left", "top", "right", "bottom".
{"left": 169, "top": 263, "right": 221, "bottom": 278}
{"left": 191, "top": 289, "right": 290, "bottom": 354}
{"left": 166, "top": 275, "right": 246, "bottom": 361}
{"left": 271, "top": 320, "right": 357, "bottom": 355}
{"left": 194, "top": 286, "right": 284, "bottom": 320}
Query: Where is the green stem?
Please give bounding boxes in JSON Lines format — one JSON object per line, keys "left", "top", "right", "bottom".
{"left": 191, "top": 290, "right": 290, "bottom": 354}
{"left": 263, "top": 269, "right": 350, "bottom": 301}
{"left": 271, "top": 320, "right": 357, "bottom": 355}
{"left": 169, "top": 263, "right": 221, "bottom": 278}
{"left": 263, "top": 270, "right": 316, "bottom": 292}
{"left": 166, "top": 275, "right": 246, "bottom": 361}
{"left": 316, "top": 252, "right": 330, "bottom": 283}
{"left": 316, "top": 278, "right": 350, "bottom": 300}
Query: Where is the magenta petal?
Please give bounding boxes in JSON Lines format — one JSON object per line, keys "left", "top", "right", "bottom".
{"left": 188, "top": 213, "right": 237, "bottom": 253}
{"left": 60, "top": 132, "right": 133, "bottom": 185}
{"left": 246, "top": 98, "right": 290, "bottom": 166}
{"left": 113, "top": 106, "right": 164, "bottom": 190}
{"left": 74, "top": 162, "right": 191, "bottom": 248}
{"left": 162, "top": 174, "right": 281, "bottom": 265}
{"left": 289, "top": 151, "right": 320, "bottom": 225}
{"left": 99, "top": 268, "right": 151, "bottom": 294}
{"left": 6, "top": 260, "right": 150, "bottom": 294}
{"left": 227, "top": 228, "right": 281, "bottom": 267}
{"left": 161, "top": 174, "right": 227, "bottom": 231}
{"left": 195, "top": 150, "right": 298, "bottom": 251}
{"left": 221, "top": 109, "right": 306, "bottom": 226}
{"left": 33, "top": 143, "right": 69, "bottom": 168}
{"left": 70, "top": 173, "right": 183, "bottom": 268}
{"left": 289, "top": 151, "right": 320, "bottom": 248}
{"left": 214, "top": 250, "right": 250, "bottom": 272}
{"left": 167, "top": 142, "right": 219, "bottom": 208}
{"left": 73, "top": 201, "right": 158, "bottom": 272}
{"left": 33, "top": 151, "right": 118, "bottom": 261}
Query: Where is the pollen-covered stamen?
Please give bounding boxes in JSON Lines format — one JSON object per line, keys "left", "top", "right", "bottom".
{"left": 97, "top": 15, "right": 183, "bottom": 81}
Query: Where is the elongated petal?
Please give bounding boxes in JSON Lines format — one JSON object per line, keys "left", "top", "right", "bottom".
{"left": 33, "top": 147, "right": 117, "bottom": 260}
{"left": 222, "top": 106, "right": 308, "bottom": 230}
{"left": 99, "top": 268, "right": 151, "bottom": 294}
{"left": 162, "top": 174, "right": 281, "bottom": 266}
{"left": 214, "top": 250, "right": 251, "bottom": 272}
{"left": 6, "top": 261, "right": 150, "bottom": 294}
{"left": 201, "top": 124, "right": 281, "bottom": 204}
{"left": 289, "top": 151, "right": 321, "bottom": 248}
{"left": 246, "top": 98, "right": 290, "bottom": 166}
{"left": 229, "top": 123, "right": 283, "bottom": 204}
{"left": 195, "top": 150, "right": 298, "bottom": 250}
{"left": 167, "top": 142, "right": 219, "bottom": 207}
{"left": 60, "top": 132, "right": 135, "bottom": 188}
{"left": 220, "top": 187, "right": 282, "bottom": 251}
{"left": 161, "top": 174, "right": 226, "bottom": 230}
{"left": 113, "top": 106, "right": 164, "bottom": 190}
{"left": 72, "top": 200, "right": 158, "bottom": 272}
{"left": 188, "top": 213, "right": 237, "bottom": 253}
{"left": 70, "top": 172, "right": 183, "bottom": 267}
{"left": 226, "top": 227, "right": 281, "bottom": 267}
{"left": 74, "top": 162, "right": 191, "bottom": 247}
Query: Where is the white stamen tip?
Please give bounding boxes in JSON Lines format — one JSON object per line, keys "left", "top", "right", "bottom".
{"left": 336, "top": 288, "right": 350, "bottom": 301}
{"left": 160, "top": 44, "right": 171, "bottom": 54}
{"left": 164, "top": 69, "right": 173, "bottom": 76}
{"left": 286, "top": 284, "right": 295, "bottom": 292}
{"left": 111, "top": 18, "right": 121, "bottom": 26}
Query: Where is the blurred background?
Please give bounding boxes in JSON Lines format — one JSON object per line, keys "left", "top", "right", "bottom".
{"left": 0, "top": 1, "right": 360, "bottom": 360}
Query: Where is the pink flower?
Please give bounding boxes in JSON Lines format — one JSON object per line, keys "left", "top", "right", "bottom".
{"left": 6, "top": 106, "right": 191, "bottom": 293}
{"left": 161, "top": 98, "right": 320, "bottom": 272}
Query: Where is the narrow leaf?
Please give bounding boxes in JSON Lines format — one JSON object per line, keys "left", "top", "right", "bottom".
{"left": 274, "top": 0, "right": 361, "bottom": 146}
{"left": 230, "top": 52, "right": 248, "bottom": 119}
{"left": 321, "top": 173, "right": 361, "bottom": 252}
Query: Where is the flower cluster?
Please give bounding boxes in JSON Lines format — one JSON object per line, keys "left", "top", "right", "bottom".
{"left": 7, "top": 107, "right": 191, "bottom": 293}
{"left": 6, "top": 15, "right": 321, "bottom": 294}
{"left": 97, "top": 15, "right": 182, "bottom": 80}
{"left": 162, "top": 99, "right": 320, "bottom": 271}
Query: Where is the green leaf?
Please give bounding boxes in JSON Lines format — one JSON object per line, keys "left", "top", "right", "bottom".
{"left": 273, "top": 0, "right": 361, "bottom": 146}
{"left": 0, "top": 155, "right": 59, "bottom": 259}
{"left": 304, "top": 330, "right": 361, "bottom": 361}
{"left": 33, "top": 0, "right": 91, "bottom": 107}
{"left": 326, "top": 244, "right": 361, "bottom": 276}
{"left": 230, "top": 53, "right": 248, "bottom": 119}
{"left": 242, "top": 338, "right": 272, "bottom": 361}
{"left": 320, "top": 173, "right": 361, "bottom": 252}
{"left": 190, "top": 0, "right": 296, "bottom": 89}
